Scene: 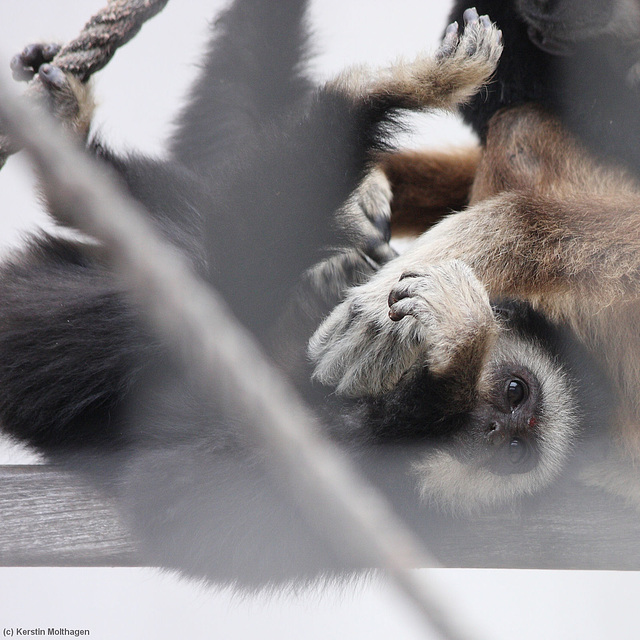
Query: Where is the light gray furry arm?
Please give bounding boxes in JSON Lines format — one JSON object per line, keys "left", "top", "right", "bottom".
{"left": 309, "top": 259, "right": 499, "bottom": 397}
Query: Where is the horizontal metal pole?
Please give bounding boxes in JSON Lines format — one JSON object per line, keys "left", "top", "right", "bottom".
{"left": 0, "top": 465, "right": 138, "bottom": 567}
{"left": 1, "top": 464, "right": 638, "bottom": 571}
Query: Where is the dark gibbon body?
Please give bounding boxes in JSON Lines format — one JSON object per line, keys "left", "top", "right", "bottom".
{"left": 311, "top": 2, "right": 640, "bottom": 511}
{"left": 0, "top": 2, "right": 503, "bottom": 586}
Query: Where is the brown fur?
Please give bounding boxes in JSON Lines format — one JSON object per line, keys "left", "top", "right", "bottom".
{"left": 381, "top": 104, "right": 640, "bottom": 455}
{"left": 379, "top": 147, "right": 480, "bottom": 236}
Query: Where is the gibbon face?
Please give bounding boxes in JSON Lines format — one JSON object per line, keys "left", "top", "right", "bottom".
{"left": 515, "top": 0, "right": 640, "bottom": 55}
{"left": 412, "top": 329, "right": 580, "bottom": 513}
{"left": 349, "top": 299, "right": 584, "bottom": 514}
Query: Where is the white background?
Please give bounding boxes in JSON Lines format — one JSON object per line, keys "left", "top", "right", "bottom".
{"left": 0, "top": 1, "right": 638, "bottom": 639}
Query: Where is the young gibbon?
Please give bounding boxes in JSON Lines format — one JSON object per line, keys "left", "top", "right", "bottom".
{"left": 0, "top": 2, "right": 503, "bottom": 586}
{"left": 310, "top": 3, "right": 640, "bottom": 512}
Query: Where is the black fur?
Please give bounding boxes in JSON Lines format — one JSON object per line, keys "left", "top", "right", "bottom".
{"left": 449, "top": 0, "right": 640, "bottom": 173}
{"left": 0, "top": 0, "right": 417, "bottom": 587}
{"left": 355, "top": 300, "right": 612, "bottom": 447}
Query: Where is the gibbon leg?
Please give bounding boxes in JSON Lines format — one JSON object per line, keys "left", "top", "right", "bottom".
{"left": 169, "top": 0, "right": 313, "bottom": 171}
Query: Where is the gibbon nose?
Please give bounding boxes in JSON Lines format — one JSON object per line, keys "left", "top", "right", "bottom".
{"left": 484, "top": 421, "right": 538, "bottom": 475}
{"left": 531, "top": 0, "right": 554, "bottom": 11}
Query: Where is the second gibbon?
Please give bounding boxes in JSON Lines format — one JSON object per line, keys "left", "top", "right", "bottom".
{"left": 310, "top": 4, "right": 640, "bottom": 512}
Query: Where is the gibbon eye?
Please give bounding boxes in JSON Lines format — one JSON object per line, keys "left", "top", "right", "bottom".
{"left": 506, "top": 379, "right": 527, "bottom": 411}
{"left": 508, "top": 437, "right": 529, "bottom": 465}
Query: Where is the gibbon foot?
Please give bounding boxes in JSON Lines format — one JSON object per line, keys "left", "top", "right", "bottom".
{"left": 435, "top": 8, "right": 498, "bottom": 60}
{"left": 302, "top": 170, "right": 397, "bottom": 310}
{"left": 426, "top": 7, "right": 503, "bottom": 108}
{"left": 10, "top": 43, "right": 61, "bottom": 82}
{"left": 340, "top": 168, "right": 397, "bottom": 267}
{"left": 9, "top": 42, "right": 94, "bottom": 139}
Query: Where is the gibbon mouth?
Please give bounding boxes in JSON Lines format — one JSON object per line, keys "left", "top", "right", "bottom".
{"left": 451, "top": 428, "right": 540, "bottom": 476}
{"left": 485, "top": 433, "right": 539, "bottom": 475}
{"left": 526, "top": 25, "right": 576, "bottom": 56}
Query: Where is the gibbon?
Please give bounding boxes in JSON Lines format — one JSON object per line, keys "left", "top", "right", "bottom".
{"left": 0, "top": 2, "right": 503, "bottom": 585}
{"left": 310, "top": 4, "right": 640, "bottom": 512}
{"left": 382, "top": 0, "right": 640, "bottom": 237}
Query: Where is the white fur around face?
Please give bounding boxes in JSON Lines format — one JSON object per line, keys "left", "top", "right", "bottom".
{"left": 413, "top": 334, "right": 580, "bottom": 514}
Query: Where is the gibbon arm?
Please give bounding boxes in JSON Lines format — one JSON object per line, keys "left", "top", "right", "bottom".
{"left": 310, "top": 103, "right": 640, "bottom": 397}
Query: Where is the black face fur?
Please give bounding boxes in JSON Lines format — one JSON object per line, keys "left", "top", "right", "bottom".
{"left": 357, "top": 299, "right": 613, "bottom": 479}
